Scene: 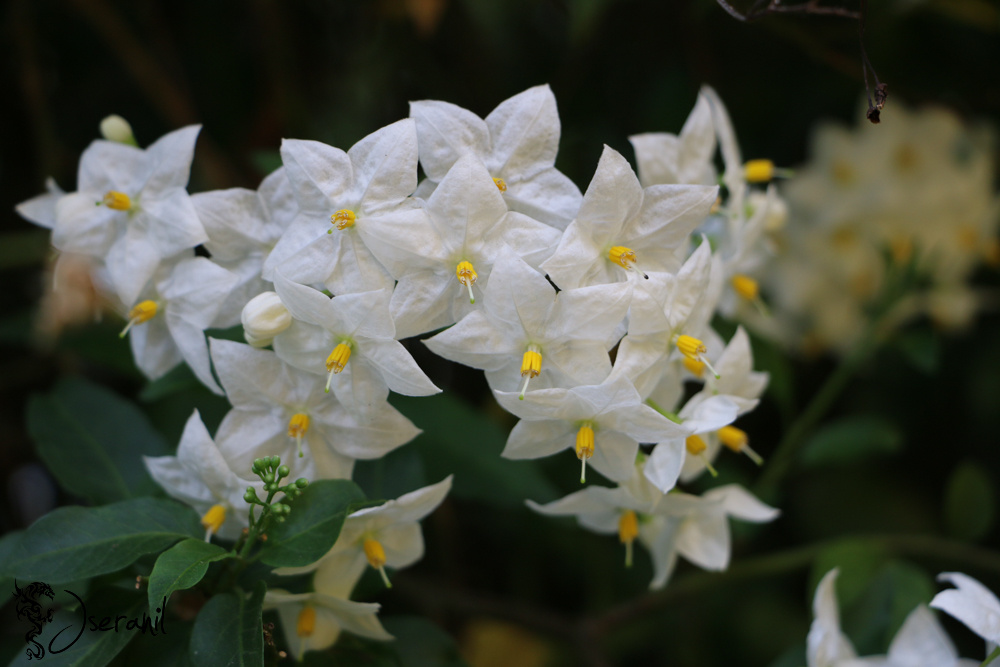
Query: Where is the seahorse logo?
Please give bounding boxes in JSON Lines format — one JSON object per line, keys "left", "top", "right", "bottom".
{"left": 12, "top": 580, "right": 55, "bottom": 660}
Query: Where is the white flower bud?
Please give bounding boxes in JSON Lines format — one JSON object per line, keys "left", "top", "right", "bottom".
{"left": 99, "top": 115, "right": 136, "bottom": 145}
{"left": 241, "top": 291, "right": 291, "bottom": 344}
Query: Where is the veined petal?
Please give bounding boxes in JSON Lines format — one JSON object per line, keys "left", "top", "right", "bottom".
{"left": 410, "top": 98, "right": 491, "bottom": 181}
{"left": 588, "top": 430, "right": 640, "bottom": 483}
{"left": 77, "top": 139, "right": 148, "bottom": 194}
{"left": 361, "top": 339, "right": 440, "bottom": 396}
{"left": 280, "top": 138, "right": 353, "bottom": 214}
{"left": 675, "top": 511, "right": 730, "bottom": 571}
{"left": 143, "top": 125, "right": 200, "bottom": 193}
{"left": 501, "top": 419, "right": 574, "bottom": 460}
{"left": 643, "top": 439, "right": 685, "bottom": 493}
{"left": 931, "top": 572, "right": 1000, "bottom": 643}
{"left": 347, "top": 118, "right": 418, "bottom": 212}
{"left": 484, "top": 84, "right": 560, "bottom": 180}
{"left": 502, "top": 167, "right": 582, "bottom": 230}
{"left": 703, "top": 484, "right": 780, "bottom": 522}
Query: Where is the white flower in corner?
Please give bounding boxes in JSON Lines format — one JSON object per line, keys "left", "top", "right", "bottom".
{"left": 630, "top": 88, "right": 718, "bottom": 187}
{"left": 839, "top": 605, "right": 979, "bottom": 667}
{"left": 264, "top": 590, "right": 392, "bottom": 660}
{"left": 807, "top": 568, "right": 858, "bottom": 667}
{"left": 931, "top": 572, "right": 1000, "bottom": 664}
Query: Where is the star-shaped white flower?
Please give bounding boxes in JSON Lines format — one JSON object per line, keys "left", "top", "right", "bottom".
{"left": 272, "top": 274, "right": 440, "bottom": 418}
{"left": 423, "top": 247, "right": 631, "bottom": 395}
{"left": 494, "top": 371, "right": 687, "bottom": 483}
{"left": 931, "top": 572, "right": 1000, "bottom": 663}
{"left": 540, "top": 145, "right": 717, "bottom": 290}
{"left": 144, "top": 409, "right": 262, "bottom": 541}
{"left": 807, "top": 569, "right": 858, "bottom": 667}
{"left": 630, "top": 88, "right": 718, "bottom": 187}
{"left": 264, "top": 590, "right": 392, "bottom": 660}
{"left": 210, "top": 338, "right": 420, "bottom": 481}
{"left": 385, "top": 153, "right": 561, "bottom": 339}
{"left": 263, "top": 119, "right": 428, "bottom": 295}
{"left": 410, "top": 84, "right": 582, "bottom": 229}
{"left": 121, "top": 256, "right": 239, "bottom": 395}
{"left": 53, "top": 125, "right": 208, "bottom": 306}
{"left": 838, "top": 605, "right": 979, "bottom": 667}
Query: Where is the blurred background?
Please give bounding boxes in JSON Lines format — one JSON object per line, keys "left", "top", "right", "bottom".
{"left": 3, "top": 0, "right": 1000, "bottom": 665}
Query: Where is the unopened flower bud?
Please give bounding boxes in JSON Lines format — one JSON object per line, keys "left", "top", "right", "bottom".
{"left": 295, "top": 478, "right": 308, "bottom": 488}
{"left": 100, "top": 115, "right": 136, "bottom": 145}
{"left": 269, "top": 455, "right": 281, "bottom": 468}
{"left": 277, "top": 464, "right": 290, "bottom": 479}
{"left": 241, "top": 292, "right": 291, "bottom": 345}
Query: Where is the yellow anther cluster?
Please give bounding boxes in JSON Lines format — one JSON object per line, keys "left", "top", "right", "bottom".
{"left": 744, "top": 159, "right": 775, "bottom": 183}
{"left": 200, "top": 504, "right": 226, "bottom": 538}
{"left": 288, "top": 413, "right": 310, "bottom": 457}
{"left": 457, "top": 261, "right": 478, "bottom": 304}
{"left": 683, "top": 357, "right": 705, "bottom": 378}
{"left": 717, "top": 425, "right": 747, "bottom": 452}
{"left": 363, "top": 537, "right": 387, "bottom": 568}
{"left": 296, "top": 606, "right": 317, "bottom": 638}
{"left": 675, "top": 334, "right": 707, "bottom": 361}
{"left": 520, "top": 349, "right": 541, "bottom": 378}
{"left": 326, "top": 343, "right": 352, "bottom": 374}
{"left": 608, "top": 246, "right": 637, "bottom": 270}
{"left": 331, "top": 209, "right": 357, "bottom": 230}
{"left": 731, "top": 274, "right": 759, "bottom": 301}
{"left": 102, "top": 190, "right": 132, "bottom": 211}
{"left": 128, "top": 300, "right": 158, "bottom": 324}
{"left": 618, "top": 510, "right": 639, "bottom": 544}
{"left": 493, "top": 177, "right": 508, "bottom": 193}
{"left": 575, "top": 425, "right": 595, "bottom": 461}
{"left": 685, "top": 434, "right": 707, "bottom": 455}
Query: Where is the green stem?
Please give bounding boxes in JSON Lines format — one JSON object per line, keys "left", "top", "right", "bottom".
{"left": 983, "top": 645, "right": 1000, "bottom": 667}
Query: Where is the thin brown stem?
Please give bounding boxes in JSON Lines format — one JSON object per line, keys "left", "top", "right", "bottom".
{"left": 715, "top": 0, "right": 860, "bottom": 22}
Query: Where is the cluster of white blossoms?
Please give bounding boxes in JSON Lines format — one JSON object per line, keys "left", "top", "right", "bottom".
{"left": 18, "top": 85, "right": 787, "bottom": 650}
{"left": 808, "top": 568, "right": 1000, "bottom": 666}
{"left": 762, "top": 103, "right": 1000, "bottom": 353}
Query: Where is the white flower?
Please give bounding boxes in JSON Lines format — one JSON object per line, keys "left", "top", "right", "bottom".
{"left": 144, "top": 410, "right": 261, "bottom": 541}
{"left": 263, "top": 119, "right": 426, "bottom": 295}
{"left": 16, "top": 177, "right": 64, "bottom": 229}
{"left": 272, "top": 274, "right": 440, "bottom": 418}
{"left": 410, "top": 84, "right": 582, "bottom": 229}
{"left": 839, "top": 605, "right": 979, "bottom": 667}
{"left": 264, "top": 590, "right": 392, "bottom": 659}
{"left": 240, "top": 291, "right": 291, "bottom": 347}
{"left": 281, "top": 476, "right": 453, "bottom": 592}
{"left": 53, "top": 125, "right": 208, "bottom": 306}
{"left": 494, "top": 371, "right": 687, "bottom": 484}
{"left": 540, "top": 145, "right": 718, "bottom": 290}
{"left": 931, "top": 572, "right": 1000, "bottom": 661}
{"left": 121, "top": 256, "right": 239, "bottom": 394}
{"left": 424, "top": 247, "right": 631, "bottom": 395}
{"left": 386, "top": 153, "right": 560, "bottom": 339}
{"left": 210, "top": 338, "right": 420, "bottom": 481}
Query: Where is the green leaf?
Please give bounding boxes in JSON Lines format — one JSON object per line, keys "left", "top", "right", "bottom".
{"left": 391, "top": 393, "right": 559, "bottom": 507}
{"left": 2, "top": 497, "right": 202, "bottom": 584}
{"left": 258, "top": 480, "right": 365, "bottom": 568}
{"left": 147, "top": 539, "right": 234, "bottom": 614}
{"left": 810, "top": 538, "right": 889, "bottom": 609}
{"left": 189, "top": 582, "right": 265, "bottom": 667}
{"left": 27, "top": 376, "right": 168, "bottom": 504}
{"left": 381, "top": 616, "right": 469, "bottom": 667}
{"left": 944, "top": 460, "right": 995, "bottom": 541}
{"left": 799, "top": 416, "right": 903, "bottom": 468}
{"left": 7, "top": 587, "right": 148, "bottom": 667}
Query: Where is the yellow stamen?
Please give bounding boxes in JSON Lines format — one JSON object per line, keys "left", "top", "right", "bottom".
{"left": 717, "top": 425, "right": 764, "bottom": 466}
{"left": 200, "top": 504, "right": 226, "bottom": 541}
{"left": 731, "top": 274, "right": 759, "bottom": 301}
{"left": 493, "top": 177, "right": 508, "bottom": 193}
{"left": 608, "top": 246, "right": 648, "bottom": 279}
{"left": 325, "top": 343, "right": 351, "bottom": 392}
{"left": 456, "top": 260, "right": 478, "bottom": 304}
{"left": 575, "top": 424, "right": 595, "bottom": 484}
{"left": 744, "top": 159, "right": 775, "bottom": 183}
{"left": 119, "top": 300, "right": 158, "bottom": 338}
{"left": 518, "top": 346, "right": 542, "bottom": 399}
{"left": 618, "top": 510, "right": 639, "bottom": 568}
{"left": 363, "top": 537, "right": 392, "bottom": 588}
{"left": 288, "top": 413, "right": 310, "bottom": 458}
{"left": 330, "top": 209, "right": 357, "bottom": 231}
{"left": 685, "top": 435, "right": 718, "bottom": 477}
{"left": 102, "top": 190, "right": 132, "bottom": 211}
{"left": 674, "top": 334, "right": 719, "bottom": 378}
{"left": 683, "top": 357, "right": 705, "bottom": 378}
{"left": 296, "top": 606, "right": 316, "bottom": 638}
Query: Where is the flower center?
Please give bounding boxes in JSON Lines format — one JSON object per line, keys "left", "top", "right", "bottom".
{"left": 200, "top": 504, "right": 226, "bottom": 541}
{"left": 575, "top": 423, "right": 595, "bottom": 484}
{"left": 731, "top": 274, "right": 759, "bottom": 301}
{"left": 518, "top": 345, "right": 542, "bottom": 399}
{"left": 330, "top": 209, "right": 357, "bottom": 231}
{"left": 685, "top": 434, "right": 718, "bottom": 477}
{"left": 717, "top": 425, "right": 764, "bottom": 466}
{"left": 102, "top": 190, "right": 132, "bottom": 211}
{"left": 325, "top": 342, "right": 352, "bottom": 392}
{"left": 363, "top": 537, "right": 393, "bottom": 588}
{"left": 744, "top": 159, "right": 774, "bottom": 183}
{"left": 674, "top": 334, "right": 719, "bottom": 378}
{"left": 683, "top": 357, "right": 705, "bottom": 378}
{"left": 288, "top": 413, "right": 310, "bottom": 458}
{"left": 618, "top": 510, "right": 639, "bottom": 568}
{"left": 296, "top": 606, "right": 316, "bottom": 638}
{"left": 493, "top": 177, "right": 508, "bottom": 193}
{"left": 456, "top": 260, "right": 478, "bottom": 304}
{"left": 119, "top": 300, "right": 158, "bottom": 338}
{"left": 608, "top": 246, "right": 648, "bottom": 279}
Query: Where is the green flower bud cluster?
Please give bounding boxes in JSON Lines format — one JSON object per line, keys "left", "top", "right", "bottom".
{"left": 244, "top": 455, "right": 309, "bottom": 526}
